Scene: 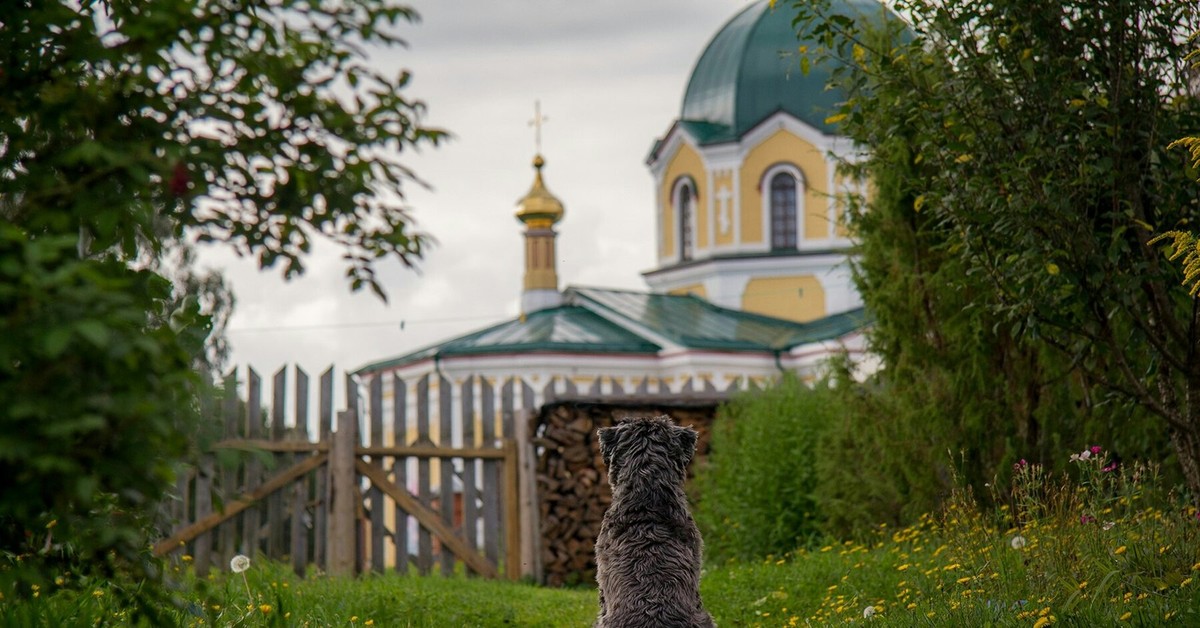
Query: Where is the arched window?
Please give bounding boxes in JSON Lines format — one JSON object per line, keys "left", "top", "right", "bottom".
{"left": 675, "top": 179, "right": 695, "bottom": 261}
{"left": 769, "top": 171, "right": 799, "bottom": 250}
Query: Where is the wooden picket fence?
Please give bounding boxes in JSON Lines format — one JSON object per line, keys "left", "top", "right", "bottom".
{"left": 156, "top": 367, "right": 538, "bottom": 580}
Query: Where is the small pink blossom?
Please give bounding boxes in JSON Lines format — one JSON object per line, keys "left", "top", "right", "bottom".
{"left": 1080, "top": 514, "right": 1096, "bottom": 524}
{"left": 1090, "top": 445, "right": 1103, "bottom": 455}
{"left": 1102, "top": 462, "right": 1118, "bottom": 473}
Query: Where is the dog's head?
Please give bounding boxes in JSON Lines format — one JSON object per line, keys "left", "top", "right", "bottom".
{"left": 597, "top": 415, "right": 697, "bottom": 486}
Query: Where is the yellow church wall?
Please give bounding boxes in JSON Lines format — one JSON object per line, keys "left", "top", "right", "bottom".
{"left": 741, "top": 275, "right": 826, "bottom": 323}
{"left": 668, "top": 284, "right": 708, "bottom": 298}
{"left": 739, "top": 129, "right": 829, "bottom": 245}
{"left": 660, "top": 143, "right": 707, "bottom": 260}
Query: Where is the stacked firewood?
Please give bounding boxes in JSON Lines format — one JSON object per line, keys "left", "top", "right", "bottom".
{"left": 534, "top": 402, "right": 716, "bottom": 587}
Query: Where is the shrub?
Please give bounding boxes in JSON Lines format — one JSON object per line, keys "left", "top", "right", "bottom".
{"left": 694, "top": 374, "right": 841, "bottom": 562}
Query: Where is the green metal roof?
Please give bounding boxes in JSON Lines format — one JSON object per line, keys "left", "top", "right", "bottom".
{"left": 356, "top": 305, "right": 661, "bottom": 374}
{"left": 571, "top": 287, "right": 866, "bottom": 352}
{"left": 679, "top": 0, "right": 889, "bottom": 142}
{"left": 356, "top": 287, "right": 869, "bottom": 374}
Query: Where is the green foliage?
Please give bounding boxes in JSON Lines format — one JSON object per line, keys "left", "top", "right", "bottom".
{"left": 0, "top": 0, "right": 442, "bottom": 595}
{"left": 790, "top": 0, "right": 1200, "bottom": 498}
{"left": 0, "top": 225, "right": 200, "bottom": 598}
{"left": 695, "top": 375, "right": 840, "bottom": 562}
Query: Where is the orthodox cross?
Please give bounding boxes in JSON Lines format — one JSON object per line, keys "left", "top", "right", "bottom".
{"left": 528, "top": 99, "right": 548, "bottom": 153}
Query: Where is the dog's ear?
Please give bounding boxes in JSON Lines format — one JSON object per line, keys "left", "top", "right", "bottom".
{"left": 598, "top": 426, "right": 621, "bottom": 469}
{"left": 673, "top": 425, "right": 697, "bottom": 467}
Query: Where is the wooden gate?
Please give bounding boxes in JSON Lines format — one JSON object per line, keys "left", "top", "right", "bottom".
{"left": 156, "top": 367, "right": 531, "bottom": 580}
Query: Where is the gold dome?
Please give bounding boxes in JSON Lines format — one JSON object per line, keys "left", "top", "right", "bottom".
{"left": 515, "top": 154, "right": 564, "bottom": 225}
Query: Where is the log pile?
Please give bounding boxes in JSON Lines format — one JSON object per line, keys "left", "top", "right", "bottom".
{"left": 534, "top": 402, "right": 717, "bottom": 587}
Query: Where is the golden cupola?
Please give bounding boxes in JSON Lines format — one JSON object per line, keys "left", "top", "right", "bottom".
{"left": 516, "top": 153, "right": 564, "bottom": 314}
{"left": 516, "top": 155, "right": 565, "bottom": 227}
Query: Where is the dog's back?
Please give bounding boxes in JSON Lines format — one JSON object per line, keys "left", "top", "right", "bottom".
{"left": 594, "top": 416, "right": 715, "bottom": 628}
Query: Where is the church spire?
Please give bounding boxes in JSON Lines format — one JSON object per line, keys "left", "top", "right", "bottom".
{"left": 516, "top": 101, "right": 564, "bottom": 314}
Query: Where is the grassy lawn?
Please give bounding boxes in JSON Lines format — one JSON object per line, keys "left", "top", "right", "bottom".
{"left": 5, "top": 453, "right": 1199, "bottom": 626}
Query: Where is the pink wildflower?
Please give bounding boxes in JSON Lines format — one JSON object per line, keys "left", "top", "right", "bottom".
{"left": 1081, "top": 514, "right": 1096, "bottom": 524}
{"left": 1090, "top": 445, "right": 1103, "bottom": 455}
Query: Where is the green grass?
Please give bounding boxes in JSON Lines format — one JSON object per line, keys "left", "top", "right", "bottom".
{"left": 5, "top": 449, "right": 1199, "bottom": 626}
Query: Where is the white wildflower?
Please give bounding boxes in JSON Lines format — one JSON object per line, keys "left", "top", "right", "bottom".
{"left": 1102, "top": 521, "right": 1116, "bottom": 531}
{"left": 230, "top": 554, "right": 251, "bottom": 574}
{"left": 863, "top": 605, "right": 877, "bottom": 619}
{"left": 1010, "top": 535, "right": 1027, "bottom": 550}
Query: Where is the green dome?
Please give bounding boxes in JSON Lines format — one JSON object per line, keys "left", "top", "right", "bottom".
{"left": 681, "top": 0, "right": 890, "bottom": 142}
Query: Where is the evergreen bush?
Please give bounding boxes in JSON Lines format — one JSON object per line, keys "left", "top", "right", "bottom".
{"left": 695, "top": 374, "right": 839, "bottom": 562}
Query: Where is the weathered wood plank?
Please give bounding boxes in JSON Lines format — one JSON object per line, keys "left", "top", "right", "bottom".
{"left": 369, "top": 375, "right": 385, "bottom": 573}
{"left": 219, "top": 369, "right": 239, "bottom": 566}
{"left": 193, "top": 456, "right": 213, "bottom": 576}
{"left": 518, "top": 381, "right": 540, "bottom": 581}
{"left": 415, "top": 374, "right": 433, "bottom": 575}
{"left": 461, "top": 376, "right": 478, "bottom": 558}
{"left": 267, "top": 367, "right": 286, "bottom": 558}
{"left": 481, "top": 378, "right": 499, "bottom": 567}
{"left": 392, "top": 374, "right": 409, "bottom": 574}
{"left": 356, "top": 460, "right": 496, "bottom": 579}
{"left": 314, "top": 366, "right": 335, "bottom": 569}
{"left": 212, "top": 440, "right": 510, "bottom": 459}
{"left": 290, "top": 366, "right": 310, "bottom": 577}
{"left": 244, "top": 367, "right": 263, "bottom": 557}
{"left": 155, "top": 454, "right": 328, "bottom": 556}
{"left": 439, "top": 375, "right": 455, "bottom": 576}
{"left": 326, "top": 409, "right": 357, "bottom": 575}
{"left": 503, "top": 439, "right": 521, "bottom": 581}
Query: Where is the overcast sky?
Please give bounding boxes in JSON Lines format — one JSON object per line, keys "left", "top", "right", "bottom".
{"left": 197, "top": 1, "right": 757, "bottom": 377}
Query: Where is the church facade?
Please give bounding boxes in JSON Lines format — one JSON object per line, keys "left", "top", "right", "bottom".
{"left": 357, "top": 0, "right": 881, "bottom": 392}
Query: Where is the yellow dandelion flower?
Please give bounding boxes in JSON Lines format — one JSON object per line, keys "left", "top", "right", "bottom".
{"left": 1033, "top": 618, "right": 1051, "bottom": 628}
{"left": 259, "top": 605, "right": 271, "bottom": 614}
{"left": 1115, "top": 546, "right": 1127, "bottom": 555}
{"left": 1120, "top": 612, "right": 1132, "bottom": 621}
{"left": 92, "top": 589, "right": 104, "bottom": 598}
{"left": 1078, "top": 581, "right": 1088, "bottom": 590}
{"left": 1181, "top": 577, "right": 1193, "bottom": 587}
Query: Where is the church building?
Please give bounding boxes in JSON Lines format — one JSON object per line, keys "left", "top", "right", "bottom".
{"left": 357, "top": 0, "right": 879, "bottom": 392}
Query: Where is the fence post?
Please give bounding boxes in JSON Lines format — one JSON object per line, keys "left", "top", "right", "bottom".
{"left": 503, "top": 438, "right": 521, "bottom": 581}
{"left": 327, "top": 409, "right": 358, "bottom": 575}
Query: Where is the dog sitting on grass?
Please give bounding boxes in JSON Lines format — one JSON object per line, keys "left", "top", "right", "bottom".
{"left": 594, "top": 415, "right": 716, "bottom": 628}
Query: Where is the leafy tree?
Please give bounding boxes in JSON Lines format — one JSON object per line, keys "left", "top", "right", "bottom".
{"left": 790, "top": 1, "right": 1200, "bottom": 498}
{"left": 0, "top": 0, "right": 443, "bottom": 593}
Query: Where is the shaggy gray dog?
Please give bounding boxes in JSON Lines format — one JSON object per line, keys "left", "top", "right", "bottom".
{"left": 594, "top": 415, "right": 715, "bottom": 628}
